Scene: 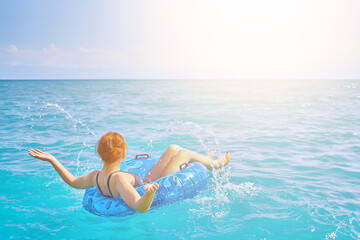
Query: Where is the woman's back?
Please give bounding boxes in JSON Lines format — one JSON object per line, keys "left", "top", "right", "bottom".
{"left": 95, "top": 170, "right": 143, "bottom": 197}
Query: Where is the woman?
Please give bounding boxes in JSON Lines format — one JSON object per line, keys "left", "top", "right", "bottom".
{"left": 28, "top": 132, "right": 230, "bottom": 213}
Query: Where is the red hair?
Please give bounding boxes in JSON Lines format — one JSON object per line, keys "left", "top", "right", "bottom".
{"left": 96, "top": 132, "right": 127, "bottom": 162}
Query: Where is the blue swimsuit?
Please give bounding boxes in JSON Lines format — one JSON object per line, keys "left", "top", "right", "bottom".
{"left": 95, "top": 170, "right": 144, "bottom": 198}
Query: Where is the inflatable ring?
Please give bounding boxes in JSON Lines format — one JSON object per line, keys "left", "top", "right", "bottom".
{"left": 83, "top": 155, "right": 209, "bottom": 217}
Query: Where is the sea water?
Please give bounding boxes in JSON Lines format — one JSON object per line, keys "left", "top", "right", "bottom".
{"left": 0, "top": 80, "right": 359, "bottom": 239}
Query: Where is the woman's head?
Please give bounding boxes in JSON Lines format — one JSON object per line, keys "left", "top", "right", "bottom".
{"left": 96, "top": 132, "right": 127, "bottom": 163}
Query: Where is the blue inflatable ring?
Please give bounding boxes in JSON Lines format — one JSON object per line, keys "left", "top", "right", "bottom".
{"left": 83, "top": 155, "right": 209, "bottom": 216}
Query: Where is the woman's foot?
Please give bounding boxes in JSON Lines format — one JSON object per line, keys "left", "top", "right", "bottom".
{"left": 206, "top": 149, "right": 216, "bottom": 159}
{"left": 213, "top": 152, "right": 231, "bottom": 169}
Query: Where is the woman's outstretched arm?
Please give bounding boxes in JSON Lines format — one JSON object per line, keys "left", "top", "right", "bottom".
{"left": 28, "top": 148, "right": 97, "bottom": 189}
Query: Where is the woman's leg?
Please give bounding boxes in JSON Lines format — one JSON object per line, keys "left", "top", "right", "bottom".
{"left": 160, "top": 149, "right": 202, "bottom": 177}
{"left": 143, "top": 145, "right": 182, "bottom": 183}
{"left": 161, "top": 148, "right": 230, "bottom": 174}
{"left": 143, "top": 145, "right": 230, "bottom": 183}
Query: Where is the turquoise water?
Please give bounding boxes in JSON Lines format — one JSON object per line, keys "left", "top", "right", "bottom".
{"left": 1, "top": 80, "right": 359, "bottom": 239}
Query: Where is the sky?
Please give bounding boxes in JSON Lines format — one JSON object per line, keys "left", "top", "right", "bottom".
{"left": 0, "top": 0, "right": 359, "bottom": 79}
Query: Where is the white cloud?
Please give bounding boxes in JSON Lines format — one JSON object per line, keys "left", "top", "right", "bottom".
{"left": 43, "top": 43, "right": 59, "bottom": 54}
{"left": 9, "top": 61, "right": 19, "bottom": 66}
{"left": 6, "top": 45, "right": 18, "bottom": 52}
{"left": 0, "top": 44, "right": 124, "bottom": 69}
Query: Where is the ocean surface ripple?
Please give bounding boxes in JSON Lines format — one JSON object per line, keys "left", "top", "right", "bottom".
{"left": 0, "top": 80, "right": 359, "bottom": 239}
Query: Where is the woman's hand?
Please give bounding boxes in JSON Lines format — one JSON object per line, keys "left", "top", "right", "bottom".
{"left": 142, "top": 182, "right": 159, "bottom": 193}
{"left": 28, "top": 149, "right": 56, "bottom": 162}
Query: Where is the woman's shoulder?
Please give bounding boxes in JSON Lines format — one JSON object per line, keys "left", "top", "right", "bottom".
{"left": 89, "top": 169, "right": 100, "bottom": 176}
{"left": 112, "top": 171, "right": 133, "bottom": 186}
{"left": 89, "top": 170, "right": 100, "bottom": 182}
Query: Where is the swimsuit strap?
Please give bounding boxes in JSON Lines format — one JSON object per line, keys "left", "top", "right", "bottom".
{"left": 130, "top": 172, "right": 144, "bottom": 187}
{"left": 122, "top": 171, "right": 143, "bottom": 187}
{"left": 96, "top": 171, "right": 104, "bottom": 196}
{"left": 107, "top": 170, "right": 123, "bottom": 198}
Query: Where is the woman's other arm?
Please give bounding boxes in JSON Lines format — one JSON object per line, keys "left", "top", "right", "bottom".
{"left": 28, "top": 149, "right": 97, "bottom": 189}
{"left": 114, "top": 174, "right": 159, "bottom": 213}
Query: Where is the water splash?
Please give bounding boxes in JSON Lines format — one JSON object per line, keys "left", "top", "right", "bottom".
{"left": 154, "top": 121, "right": 257, "bottom": 218}
{"left": 40, "top": 102, "right": 97, "bottom": 170}
{"left": 23, "top": 101, "right": 99, "bottom": 182}
{"left": 325, "top": 219, "right": 350, "bottom": 240}
{"left": 326, "top": 226, "right": 340, "bottom": 240}
{"left": 75, "top": 148, "right": 83, "bottom": 175}
{"left": 154, "top": 120, "right": 224, "bottom": 160}
{"left": 189, "top": 181, "right": 257, "bottom": 218}
{"left": 42, "top": 102, "right": 96, "bottom": 137}
{"left": 172, "top": 121, "right": 222, "bottom": 154}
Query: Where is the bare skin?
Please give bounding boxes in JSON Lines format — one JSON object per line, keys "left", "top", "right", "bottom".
{"left": 28, "top": 148, "right": 158, "bottom": 213}
{"left": 206, "top": 149, "right": 216, "bottom": 159}
{"left": 213, "top": 152, "right": 231, "bottom": 169}
{"left": 28, "top": 145, "right": 231, "bottom": 213}
{"left": 143, "top": 145, "right": 231, "bottom": 183}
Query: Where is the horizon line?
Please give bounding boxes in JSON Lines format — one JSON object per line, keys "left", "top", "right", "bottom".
{"left": 1, "top": 78, "right": 359, "bottom": 81}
